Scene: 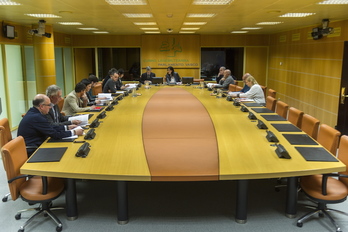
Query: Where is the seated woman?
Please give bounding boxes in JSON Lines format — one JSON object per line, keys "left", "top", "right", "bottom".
{"left": 165, "top": 66, "right": 181, "bottom": 83}
{"left": 230, "top": 75, "right": 265, "bottom": 104}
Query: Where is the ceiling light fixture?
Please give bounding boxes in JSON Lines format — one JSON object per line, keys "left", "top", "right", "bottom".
{"left": 140, "top": 28, "right": 159, "bottom": 30}
{"left": 179, "top": 31, "right": 195, "bottom": 33}
{"left": 134, "top": 22, "right": 157, "bottom": 25}
{"left": 0, "top": 0, "right": 20, "bottom": 5}
{"left": 105, "top": 0, "right": 147, "bottom": 5}
{"left": 180, "top": 28, "right": 200, "bottom": 30}
{"left": 318, "top": 0, "right": 348, "bottom": 4}
{"left": 187, "top": 13, "right": 216, "bottom": 18}
{"left": 78, "top": 28, "right": 99, "bottom": 30}
{"left": 183, "top": 22, "right": 207, "bottom": 25}
{"left": 144, "top": 31, "right": 160, "bottom": 34}
{"left": 25, "top": 14, "right": 61, "bottom": 18}
{"left": 58, "top": 22, "right": 83, "bottom": 25}
{"left": 193, "top": 0, "right": 233, "bottom": 5}
{"left": 231, "top": 31, "right": 248, "bottom": 33}
{"left": 93, "top": 31, "right": 109, "bottom": 34}
{"left": 123, "top": 13, "right": 152, "bottom": 18}
{"left": 241, "top": 27, "right": 262, "bottom": 30}
{"left": 279, "top": 13, "right": 315, "bottom": 17}
{"left": 256, "top": 22, "right": 283, "bottom": 25}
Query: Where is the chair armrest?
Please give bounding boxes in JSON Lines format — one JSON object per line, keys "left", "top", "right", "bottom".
{"left": 321, "top": 173, "right": 348, "bottom": 195}
{"left": 42, "top": 176, "right": 48, "bottom": 195}
{"left": 8, "top": 175, "right": 33, "bottom": 183}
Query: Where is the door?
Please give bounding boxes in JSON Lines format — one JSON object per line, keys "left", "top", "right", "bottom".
{"left": 337, "top": 41, "right": 348, "bottom": 135}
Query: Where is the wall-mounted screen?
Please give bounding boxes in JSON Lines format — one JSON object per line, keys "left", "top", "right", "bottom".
{"left": 3, "top": 25, "right": 15, "bottom": 39}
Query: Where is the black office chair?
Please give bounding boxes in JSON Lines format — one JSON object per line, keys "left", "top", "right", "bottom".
{"left": 296, "top": 135, "right": 348, "bottom": 232}
{"left": 1, "top": 136, "right": 65, "bottom": 232}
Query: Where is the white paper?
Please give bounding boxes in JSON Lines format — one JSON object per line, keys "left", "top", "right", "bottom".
{"left": 68, "top": 115, "right": 89, "bottom": 126}
{"left": 206, "top": 83, "right": 216, "bottom": 88}
{"left": 98, "top": 93, "right": 113, "bottom": 100}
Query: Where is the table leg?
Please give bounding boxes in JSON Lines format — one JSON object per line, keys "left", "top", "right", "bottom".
{"left": 65, "top": 178, "right": 78, "bottom": 220}
{"left": 117, "top": 181, "right": 128, "bottom": 224}
{"left": 285, "top": 177, "right": 298, "bottom": 218}
{"left": 236, "top": 179, "right": 248, "bottom": 224}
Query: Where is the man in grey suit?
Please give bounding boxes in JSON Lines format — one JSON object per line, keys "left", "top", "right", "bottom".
{"left": 213, "top": 69, "right": 235, "bottom": 90}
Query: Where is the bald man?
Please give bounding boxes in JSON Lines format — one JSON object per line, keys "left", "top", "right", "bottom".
{"left": 17, "top": 94, "right": 83, "bottom": 157}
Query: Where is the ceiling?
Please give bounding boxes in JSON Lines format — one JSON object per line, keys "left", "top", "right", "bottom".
{"left": 0, "top": 0, "right": 348, "bottom": 35}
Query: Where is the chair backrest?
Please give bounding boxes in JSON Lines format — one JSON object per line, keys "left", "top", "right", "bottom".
{"left": 234, "top": 80, "right": 238, "bottom": 86}
{"left": 235, "top": 86, "right": 242, "bottom": 92}
{"left": 229, "top": 84, "right": 236, "bottom": 92}
{"left": 317, "top": 124, "right": 341, "bottom": 155}
{"left": 338, "top": 135, "right": 348, "bottom": 188}
{"left": 268, "top": 89, "right": 276, "bottom": 98}
{"left": 1, "top": 136, "right": 28, "bottom": 201}
{"left": 301, "top": 114, "right": 320, "bottom": 140}
{"left": 261, "top": 85, "right": 267, "bottom": 98}
{"left": 275, "top": 100, "right": 289, "bottom": 119}
{"left": 265, "top": 96, "right": 277, "bottom": 111}
{"left": 57, "top": 98, "right": 65, "bottom": 112}
{"left": 92, "top": 82, "right": 102, "bottom": 96}
{"left": 287, "top": 107, "right": 304, "bottom": 128}
{"left": 0, "top": 118, "right": 12, "bottom": 148}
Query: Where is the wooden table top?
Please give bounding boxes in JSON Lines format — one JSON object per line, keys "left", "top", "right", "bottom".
{"left": 20, "top": 86, "right": 346, "bottom": 181}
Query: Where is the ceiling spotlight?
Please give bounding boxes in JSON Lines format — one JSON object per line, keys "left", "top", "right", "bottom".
{"left": 167, "top": 28, "right": 173, "bottom": 33}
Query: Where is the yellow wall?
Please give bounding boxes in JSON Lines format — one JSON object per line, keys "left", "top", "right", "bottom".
{"left": 267, "top": 20, "right": 348, "bottom": 127}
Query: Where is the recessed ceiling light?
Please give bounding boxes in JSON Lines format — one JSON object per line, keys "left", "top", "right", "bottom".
{"left": 144, "top": 31, "right": 160, "bottom": 34}
{"left": 78, "top": 28, "right": 99, "bottom": 30}
{"left": 318, "top": 0, "right": 348, "bottom": 4}
{"left": 183, "top": 22, "right": 207, "bottom": 25}
{"left": 134, "top": 22, "right": 157, "bottom": 25}
{"left": 179, "top": 31, "right": 195, "bottom": 34}
{"left": 180, "top": 28, "right": 200, "bottom": 30}
{"left": 193, "top": 0, "right": 233, "bottom": 5}
{"left": 57, "top": 22, "right": 83, "bottom": 25}
{"left": 279, "top": 13, "right": 315, "bottom": 17}
{"left": 25, "top": 14, "right": 61, "bottom": 18}
{"left": 241, "top": 27, "right": 262, "bottom": 30}
{"left": 231, "top": 31, "right": 248, "bottom": 33}
{"left": 123, "top": 13, "right": 152, "bottom": 18}
{"left": 105, "top": 0, "right": 147, "bottom": 5}
{"left": 256, "top": 22, "right": 283, "bottom": 25}
{"left": 187, "top": 13, "right": 216, "bottom": 18}
{"left": 140, "top": 28, "right": 159, "bottom": 30}
{"left": 93, "top": 31, "right": 109, "bottom": 34}
{"left": 0, "top": 0, "right": 20, "bottom": 5}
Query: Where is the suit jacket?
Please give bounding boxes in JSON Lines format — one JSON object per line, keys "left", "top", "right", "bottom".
{"left": 215, "top": 75, "right": 235, "bottom": 90}
{"left": 46, "top": 104, "right": 71, "bottom": 126}
{"left": 140, "top": 72, "right": 156, "bottom": 83}
{"left": 17, "top": 107, "right": 72, "bottom": 155}
{"left": 62, "top": 90, "right": 91, "bottom": 116}
{"left": 166, "top": 72, "right": 181, "bottom": 83}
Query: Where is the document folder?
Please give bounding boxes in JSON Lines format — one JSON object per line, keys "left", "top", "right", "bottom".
{"left": 27, "top": 147, "right": 68, "bottom": 163}
{"left": 283, "top": 134, "right": 318, "bottom": 145}
{"left": 251, "top": 108, "right": 274, "bottom": 113}
{"left": 261, "top": 115, "right": 287, "bottom": 121}
{"left": 295, "top": 147, "right": 338, "bottom": 162}
{"left": 271, "top": 123, "right": 302, "bottom": 132}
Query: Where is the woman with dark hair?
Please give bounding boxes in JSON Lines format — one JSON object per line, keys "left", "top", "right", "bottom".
{"left": 165, "top": 66, "right": 181, "bottom": 83}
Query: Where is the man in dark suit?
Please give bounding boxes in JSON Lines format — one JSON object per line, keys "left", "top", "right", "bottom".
{"left": 45, "top": 85, "right": 81, "bottom": 127}
{"left": 17, "top": 94, "right": 84, "bottom": 157}
{"left": 140, "top": 66, "right": 156, "bottom": 84}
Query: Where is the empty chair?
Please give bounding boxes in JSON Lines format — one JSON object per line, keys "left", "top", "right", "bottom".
{"left": 275, "top": 100, "right": 289, "bottom": 119}
{"left": 229, "top": 84, "right": 236, "bottom": 92}
{"left": 0, "top": 118, "right": 12, "bottom": 202}
{"left": 339, "top": 135, "right": 348, "bottom": 189}
{"left": 261, "top": 85, "right": 267, "bottom": 98}
{"left": 1, "top": 136, "right": 65, "bottom": 232}
{"left": 235, "top": 85, "right": 242, "bottom": 92}
{"left": 268, "top": 89, "right": 276, "bottom": 98}
{"left": 287, "top": 107, "right": 304, "bottom": 128}
{"left": 92, "top": 82, "right": 102, "bottom": 96}
{"left": 297, "top": 135, "right": 348, "bottom": 231}
{"left": 266, "top": 96, "right": 277, "bottom": 111}
{"left": 317, "top": 124, "right": 341, "bottom": 155}
{"left": 301, "top": 114, "right": 320, "bottom": 140}
{"left": 234, "top": 80, "right": 238, "bottom": 86}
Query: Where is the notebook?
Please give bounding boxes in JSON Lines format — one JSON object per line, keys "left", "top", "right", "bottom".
{"left": 295, "top": 147, "right": 338, "bottom": 162}
{"left": 27, "top": 147, "right": 68, "bottom": 163}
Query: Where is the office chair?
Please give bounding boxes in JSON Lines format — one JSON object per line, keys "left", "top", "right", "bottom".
{"left": 287, "top": 107, "right": 304, "bottom": 128}
{"left": 229, "top": 84, "right": 236, "bottom": 92}
{"left": 235, "top": 85, "right": 242, "bottom": 92}
{"left": 317, "top": 124, "right": 340, "bottom": 155}
{"left": 261, "top": 85, "right": 267, "bottom": 98}
{"left": 1, "top": 136, "right": 65, "bottom": 232}
{"left": 275, "top": 100, "right": 289, "bottom": 119}
{"left": 297, "top": 135, "right": 348, "bottom": 232}
{"left": 265, "top": 96, "right": 277, "bottom": 111}
{"left": 0, "top": 118, "right": 12, "bottom": 202}
{"left": 268, "top": 88, "right": 276, "bottom": 98}
{"left": 301, "top": 114, "right": 320, "bottom": 140}
{"left": 92, "top": 82, "right": 103, "bottom": 96}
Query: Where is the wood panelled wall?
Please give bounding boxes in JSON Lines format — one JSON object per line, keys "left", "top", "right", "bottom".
{"left": 267, "top": 20, "right": 348, "bottom": 127}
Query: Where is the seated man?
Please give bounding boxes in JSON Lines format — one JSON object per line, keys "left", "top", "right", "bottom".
{"left": 140, "top": 66, "right": 156, "bottom": 84}
{"left": 62, "top": 82, "right": 96, "bottom": 116}
{"left": 17, "top": 94, "right": 84, "bottom": 157}
{"left": 45, "top": 85, "right": 81, "bottom": 127}
{"left": 102, "top": 68, "right": 117, "bottom": 90}
{"left": 102, "top": 68, "right": 119, "bottom": 93}
{"left": 213, "top": 69, "right": 235, "bottom": 90}
{"left": 116, "top": 68, "right": 130, "bottom": 90}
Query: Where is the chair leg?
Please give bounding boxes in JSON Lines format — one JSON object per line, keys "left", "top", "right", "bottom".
{"left": 322, "top": 210, "right": 342, "bottom": 232}
{"left": 2, "top": 192, "right": 11, "bottom": 202}
{"left": 297, "top": 209, "right": 321, "bottom": 227}
{"left": 18, "top": 209, "right": 44, "bottom": 231}
{"left": 44, "top": 209, "right": 63, "bottom": 231}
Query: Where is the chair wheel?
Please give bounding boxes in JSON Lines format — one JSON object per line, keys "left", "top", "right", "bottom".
{"left": 2, "top": 196, "right": 8, "bottom": 202}
{"left": 18, "top": 229, "right": 24, "bottom": 232}
{"left": 56, "top": 225, "right": 63, "bottom": 232}
{"left": 15, "top": 213, "right": 21, "bottom": 220}
{"left": 297, "top": 222, "right": 303, "bottom": 227}
{"left": 319, "top": 212, "right": 324, "bottom": 217}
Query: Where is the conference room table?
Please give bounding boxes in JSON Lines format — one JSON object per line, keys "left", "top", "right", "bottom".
{"left": 20, "top": 84, "right": 346, "bottom": 224}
